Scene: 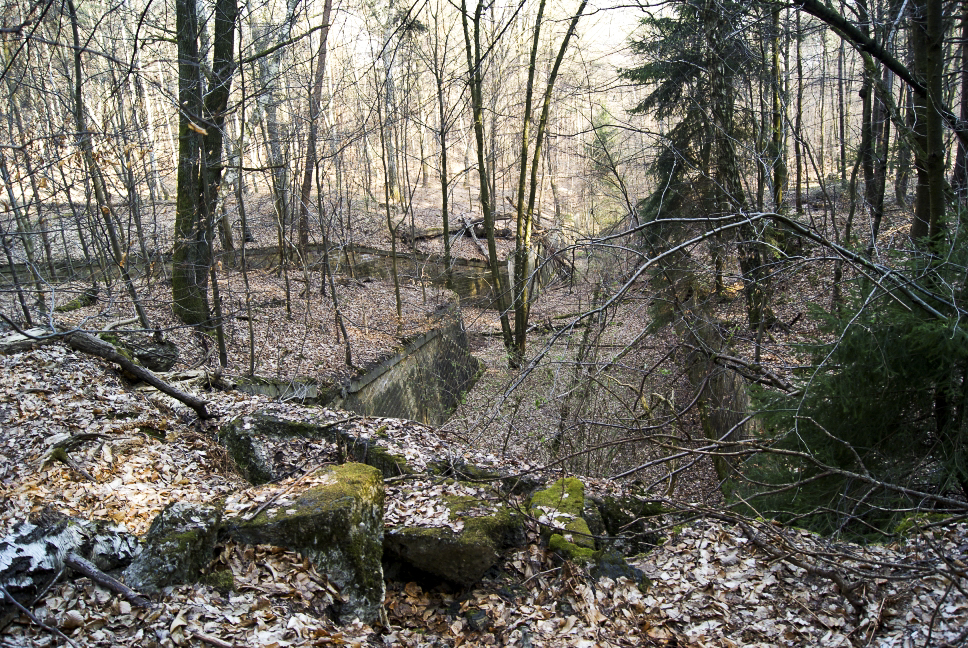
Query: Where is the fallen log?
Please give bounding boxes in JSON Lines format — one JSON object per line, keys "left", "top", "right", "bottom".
{"left": 460, "top": 214, "right": 490, "bottom": 259}
{"left": 397, "top": 215, "right": 514, "bottom": 244}
{"left": 0, "top": 512, "right": 141, "bottom": 630}
{"left": 0, "top": 320, "right": 212, "bottom": 420}
{"left": 64, "top": 331, "right": 212, "bottom": 419}
{"left": 0, "top": 327, "right": 54, "bottom": 354}
{"left": 64, "top": 553, "right": 150, "bottom": 609}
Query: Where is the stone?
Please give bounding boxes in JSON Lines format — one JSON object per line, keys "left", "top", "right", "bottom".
{"left": 123, "top": 501, "right": 222, "bottom": 596}
{"left": 384, "top": 493, "right": 524, "bottom": 587}
{"left": 219, "top": 414, "right": 331, "bottom": 485}
{"left": 530, "top": 478, "right": 649, "bottom": 581}
{"left": 222, "top": 463, "right": 385, "bottom": 624}
{"left": 530, "top": 477, "right": 596, "bottom": 562}
{"left": 220, "top": 412, "right": 413, "bottom": 483}
{"left": 594, "top": 493, "right": 665, "bottom": 555}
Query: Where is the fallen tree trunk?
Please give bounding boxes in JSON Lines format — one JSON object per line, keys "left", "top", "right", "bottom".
{"left": 398, "top": 215, "right": 513, "bottom": 244}
{"left": 64, "top": 332, "right": 212, "bottom": 419}
{"left": 0, "top": 321, "right": 212, "bottom": 419}
{"left": 0, "top": 513, "right": 141, "bottom": 629}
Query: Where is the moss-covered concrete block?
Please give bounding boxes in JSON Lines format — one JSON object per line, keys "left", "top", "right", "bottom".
{"left": 530, "top": 480, "right": 649, "bottom": 580}
{"left": 123, "top": 501, "right": 223, "bottom": 595}
{"left": 220, "top": 412, "right": 414, "bottom": 483}
{"left": 530, "top": 477, "right": 595, "bottom": 551}
{"left": 384, "top": 491, "right": 524, "bottom": 587}
{"left": 222, "top": 463, "right": 385, "bottom": 624}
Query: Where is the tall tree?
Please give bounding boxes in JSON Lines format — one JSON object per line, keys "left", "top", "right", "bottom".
{"left": 510, "top": 0, "right": 587, "bottom": 362}
{"left": 172, "top": 0, "right": 238, "bottom": 326}
{"left": 297, "top": 0, "right": 334, "bottom": 250}
{"left": 951, "top": 3, "right": 968, "bottom": 201}
{"left": 907, "top": 0, "right": 946, "bottom": 250}
{"left": 623, "top": 0, "right": 765, "bottom": 324}
{"left": 461, "top": 0, "right": 513, "bottom": 349}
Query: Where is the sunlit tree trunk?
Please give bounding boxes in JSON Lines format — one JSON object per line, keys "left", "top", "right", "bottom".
{"left": 297, "top": 0, "right": 334, "bottom": 250}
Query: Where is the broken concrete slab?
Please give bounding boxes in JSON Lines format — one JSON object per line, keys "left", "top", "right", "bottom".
{"left": 383, "top": 480, "right": 525, "bottom": 587}
{"left": 122, "top": 500, "right": 223, "bottom": 596}
{"left": 221, "top": 463, "right": 385, "bottom": 624}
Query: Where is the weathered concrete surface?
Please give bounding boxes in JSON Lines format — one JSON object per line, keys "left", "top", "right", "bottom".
{"left": 234, "top": 304, "right": 480, "bottom": 427}
{"left": 331, "top": 305, "right": 481, "bottom": 426}
{"left": 220, "top": 412, "right": 414, "bottom": 480}
{"left": 123, "top": 501, "right": 223, "bottom": 596}
{"left": 221, "top": 464, "right": 385, "bottom": 624}
{"left": 384, "top": 491, "right": 525, "bottom": 587}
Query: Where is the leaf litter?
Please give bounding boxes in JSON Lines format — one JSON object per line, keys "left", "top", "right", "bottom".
{"left": 1, "top": 341, "right": 967, "bottom": 645}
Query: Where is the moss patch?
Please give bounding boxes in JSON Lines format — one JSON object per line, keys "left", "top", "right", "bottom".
{"left": 549, "top": 534, "right": 596, "bottom": 563}
{"left": 530, "top": 478, "right": 585, "bottom": 517}
{"left": 199, "top": 568, "right": 235, "bottom": 592}
{"left": 122, "top": 501, "right": 223, "bottom": 595}
{"left": 894, "top": 512, "right": 950, "bottom": 536}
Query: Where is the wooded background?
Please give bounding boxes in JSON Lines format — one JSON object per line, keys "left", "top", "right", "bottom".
{"left": 1, "top": 0, "right": 967, "bottom": 539}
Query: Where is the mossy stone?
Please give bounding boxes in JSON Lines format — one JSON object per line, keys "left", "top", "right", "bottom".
{"left": 122, "top": 501, "right": 223, "bottom": 595}
{"left": 220, "top": 412, "right": 414, "bottom": 483}
{"left": 384, "top": 489, "right": 524, "bottom": 586}
{"left": 548, "top": 534, "right": 596, "bottom": 564}
{"left": 530, "top": 477, "right": 586, "bottom": 517}
{"left": 199, "top": 568, "right": 235, "bottom": 592}
{"left": 222, "top": 463, "right": 385, "bottom": 624}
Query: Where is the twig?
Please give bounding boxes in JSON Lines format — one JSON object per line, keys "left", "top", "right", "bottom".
{"left": 64, "top": 553, "right": 151, "bottom": 609}
{"left": 0, "top": 582, "right": 79, "bottom": 648}
{"left": 245, "top": 469, "right": 317, "bottom": 522}
{"left": 102, "top": 317, "right": 139, "bottom": 333}
{"left": 192, "top": 631, "right": 238, "bottom": 648}
{"left": 731, "top": 518, "right": 867, "bottom": 613}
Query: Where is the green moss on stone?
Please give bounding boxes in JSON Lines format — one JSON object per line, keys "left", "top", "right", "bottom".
{"left": 223, "top": 463, "right": 385, "bottom": 623}
{"left": 199, "top": 569, "right": 235, "bottom": 592}
{"left": 443, "top": 494, "right": 521, "bottom": 548}
{"left": 101, "top": 333, "right": 136, "bottom": 363}
{"left": 894, "top": 513, "right": 949, "bottom": 536}
{"left": 344, "top": 440, "right": 412, "bottom": 478}
{"left": 549, "top": 534, "right": 596, "bottom": 563}
{"left": 530, "top": 478, "right": 585, "bottom": 517}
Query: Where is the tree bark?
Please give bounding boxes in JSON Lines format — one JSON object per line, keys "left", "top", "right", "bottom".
{"left": 173, "top": 0, "right": 237, "bottom": 326}
{"left": 950, "top": 3, "right": 968, "bottom": 200}
{"left": 462, "top": 0, "right": 513, "bottom": 351}
{"left": 297, "top": 0, "right": 334, "bottom": 250}
{"left": 172, "top": 0, "right": 208, "bottom": 326}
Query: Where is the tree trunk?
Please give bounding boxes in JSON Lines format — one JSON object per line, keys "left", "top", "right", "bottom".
{"left": 173, "top": 0, "right": 237, "bottom": 327}
{"left": 462, "top": 0, "right": 513, "bottom": 352}
{"left": 951, "top": 3, "right": 968, "bottom": 201}
{"left": 909, "top": 0, "right": 946, "bottom": 250}
{"left": 511, "top": 0, "right": 587, "bottom": 363}
{"left": 172, "top": 0, "right": 209, "bottom": 326}
{"left": 297, "top": 0, "right": 334, "bottom": 250}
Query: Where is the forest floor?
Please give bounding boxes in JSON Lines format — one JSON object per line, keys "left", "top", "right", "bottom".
{"left": 2, "top": 191, "right": 967, "bottom": 646}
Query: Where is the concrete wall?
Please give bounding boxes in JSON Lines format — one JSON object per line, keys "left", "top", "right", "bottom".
{"left": 331, "top": 305, "right": 481, "bottom": 426}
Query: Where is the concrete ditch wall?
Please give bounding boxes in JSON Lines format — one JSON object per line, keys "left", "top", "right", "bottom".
{"left": 331, "top": 306, "right": 481, "bottom": 426}
{"left": 236, "top": 304, "right": 481, "bottom": 426}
